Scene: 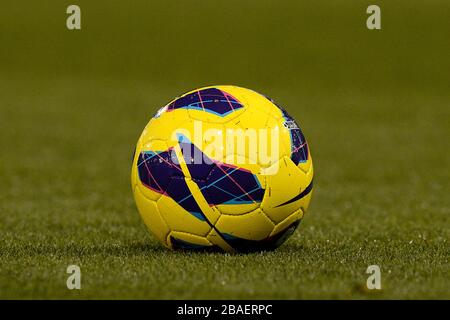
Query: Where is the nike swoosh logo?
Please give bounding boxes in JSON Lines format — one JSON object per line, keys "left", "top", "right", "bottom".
{"left": 274, "top": 179, "right": 313, "bottom": 208}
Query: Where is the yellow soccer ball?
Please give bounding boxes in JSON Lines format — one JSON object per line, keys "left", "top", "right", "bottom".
{"left": 131, "top": 86, "right": 313, "bottom": 252}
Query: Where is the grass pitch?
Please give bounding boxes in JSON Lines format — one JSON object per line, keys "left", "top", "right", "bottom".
{"left": 0, "top": 1, "right": 449, "bottom": 299}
